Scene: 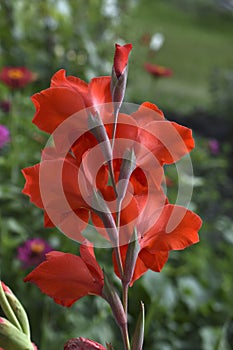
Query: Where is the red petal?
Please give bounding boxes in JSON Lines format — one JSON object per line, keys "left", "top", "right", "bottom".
{"left": 71, "top": 131, "right": 98, "bottom": 167}
{"left": 22, "top": 164, "right": 43, "bottom": 208}
{"left": 142, "top": 205, "right": 202, "bottom": 251}
{"left": 113, "top": 43, "right": 133, "bottom": 77}
{"left": 131, "top": 102, "right": 164, "bottom": 126}
{"left": 138, "top": 250, "right": 169, "bottom": 273}
{"left": 80, "top": 245, "right": 103, "bottom": 282}
{"left": 50, "top": 69, "right": 91, "bottom": 106}
{"left": 24, "top": 252, "right": 102, "bottom": 307}
{"left": 32, "top": 87, "right": 86, "bottom": 134}
{"left": 137, "top": 120, "right": 194, "bottom": 165}
{"left": 88, "top": 76, "right": 112, "bottom": 111}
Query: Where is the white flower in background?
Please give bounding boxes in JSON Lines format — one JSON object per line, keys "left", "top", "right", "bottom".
{"left": 102, "top": 0, "right": 119, "bottom": 18}
{"left": 150, "top": 33, "right": 165, "bottom": 51}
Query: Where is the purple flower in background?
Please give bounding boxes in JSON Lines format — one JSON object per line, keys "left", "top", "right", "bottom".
{"left": 17, "top": 238, "right": 53, "bottom": 269}
{"left": 0, "top": 100, "right": 11, "bottom": 113}
{"left": 208, "top": 139, "right": 220, "bottom": 155}
{"left": 0, "top": 124, "right": 10, "bottom": 148}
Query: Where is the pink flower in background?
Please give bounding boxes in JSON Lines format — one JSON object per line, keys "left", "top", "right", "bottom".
{"left": 64, "top": 337, "right": 106, "bottom": 350}
{"left": 17, "top": 238, "right": 53, "bottom": 268}
{"left": 144, "top": 62, "right": 173, "bottom": 77}
{"left": 0, "top": 125, "right": 10, "bottom": 148}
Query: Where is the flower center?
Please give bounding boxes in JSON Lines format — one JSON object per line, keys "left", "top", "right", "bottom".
{"left": 7, "top": 69, "right": 24, "bottom": 79}
{"left": 156, "top": 66, "right": 166, "bottom": 73}
{"left": 31, "top": 242, "right": 45, "bottom": 254}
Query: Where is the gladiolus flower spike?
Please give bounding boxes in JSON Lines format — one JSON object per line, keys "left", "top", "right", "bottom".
{"left": 22, "top": 42, "right": 202, "bottom": 350}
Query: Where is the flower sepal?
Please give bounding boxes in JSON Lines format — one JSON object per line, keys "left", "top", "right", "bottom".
{"left": 132, "top": 301, "right": 145, "bottom": 350}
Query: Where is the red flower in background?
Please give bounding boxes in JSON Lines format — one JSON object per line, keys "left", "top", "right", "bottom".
{"left": 0, "top": 67, "right": 36, "bottom": 89}
{"left": 144, "top": 62, "right": 173, "bottom": 77}
{"left": 24, "top": 244, "right": 104, "bottom": 307}
{"left": 0, "top": 100, "right": 11, "bottom": 113}
{"left": 64, "top": 337, "right": 106, "bottom": 350}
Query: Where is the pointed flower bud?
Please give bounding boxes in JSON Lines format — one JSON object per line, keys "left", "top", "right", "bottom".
{"left": 113, "top": 44, "right": 133, "bottom": 79}
{"left": 64, "top": 337, "right": 106, "bottom": 350}
{"left": 122, "top": 228, "right": 140, "bottom": 286}
{"left": 0, "top": 282, "right": 22, "bottom": 331}
{"left": 111, "top": 43, "right": 133, "bottom": 139}
{"left": 0, "top": 317, "right": 35, "bottom": 350}
{"left": 102, "top": 271, "right": 126, "bottom": 329}
{"left": 132, "top": 302, "right": 145, "bottom": 350}
{"left": 2, "top": 283, "right": 31, "bottom": 337}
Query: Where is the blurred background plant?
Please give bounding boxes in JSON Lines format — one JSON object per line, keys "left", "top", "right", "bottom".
{"left": 0, "top": 0, "right": 232, "bottom": 349}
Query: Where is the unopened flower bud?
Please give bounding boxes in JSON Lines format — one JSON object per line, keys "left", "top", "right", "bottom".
{"left": 102, "top": 272, "right": 126, "bottom": 329}
{"left": 122, "top": 228, "right": 140, "bottom": 287}
{"left": 111, "top": 43, "right": 132, "bottom": 139}
{"left": 64, "top": 337, "right": 106, "bottom": 349}
{"left": 0, "top": 317, "right": 34, "bottom": 350}
{"left": 2, "top": 282, "right": 31, "bottom": 337}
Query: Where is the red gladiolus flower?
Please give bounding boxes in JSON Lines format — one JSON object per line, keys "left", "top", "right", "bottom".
{"left": 113, "top": 43, "right": 132, "bottom": 78}
{"left": 22, "top": 100, "right": 195, "bottom": 246}
{"left": 64, "top": 337, "right": 106, "bottom": 350}
{"left": 24, "top": 244, "right": 104, "bottom": 307}
{"left": 0, "top": 67, "right": 36, "bottom": 89}
{"left": 114, "top": 204, "right": 202, "bottom": 286}
{"left": 144, "top": 63, "right": 173, "bottom": 77}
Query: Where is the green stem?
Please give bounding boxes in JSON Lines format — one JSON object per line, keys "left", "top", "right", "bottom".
{"left": 111, "top": 107, "right": 119, "bottom": 151}
{"left": 123, "top": 283, "right": 129, "bottom": 315}
{"left": 0, "top": 281, "right": 22, "bottom": 331}
{"left": 121, "top": 322, "right": 131, "bottom": 350}
{"left": 113, "top": 246, "right": 123, "bottom": 279}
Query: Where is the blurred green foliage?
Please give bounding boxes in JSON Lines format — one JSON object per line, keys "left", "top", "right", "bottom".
{"left": 0, "top": 0, "right": 233, "bottom": 349}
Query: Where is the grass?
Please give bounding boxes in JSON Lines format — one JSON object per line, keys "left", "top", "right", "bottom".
{"left": 119, "top": 0, "right": 233, "bottom": 113}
